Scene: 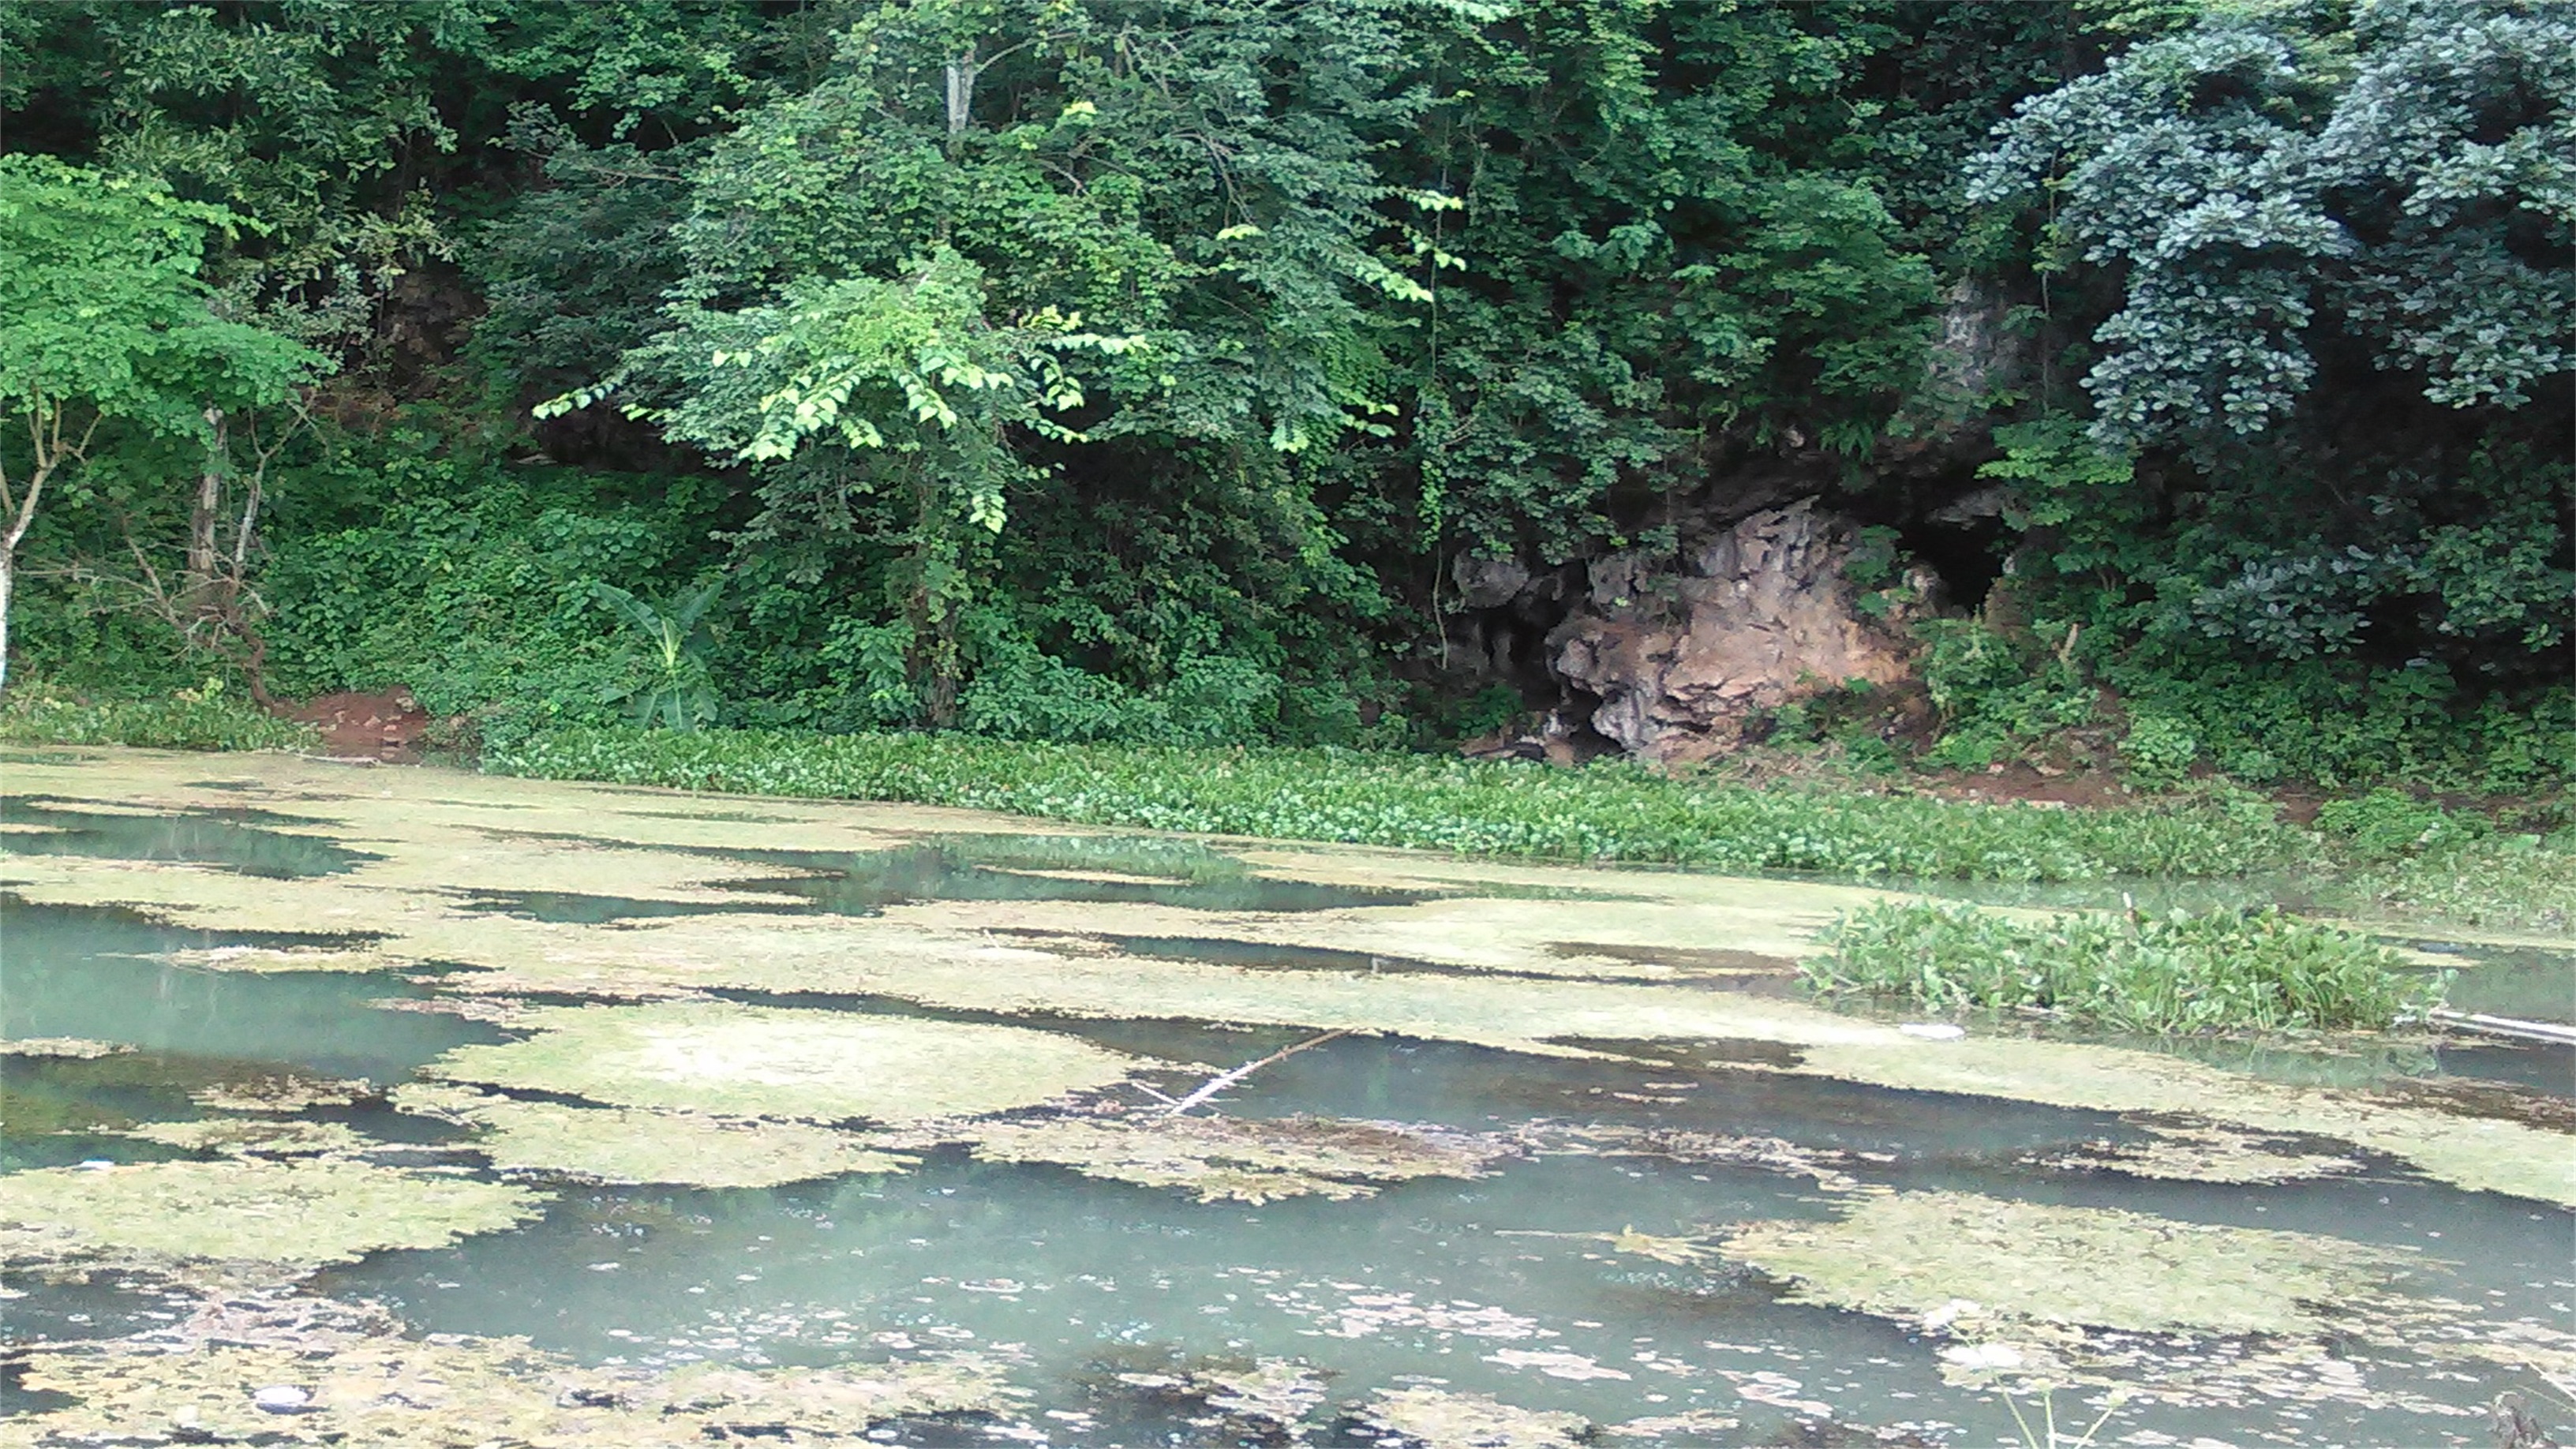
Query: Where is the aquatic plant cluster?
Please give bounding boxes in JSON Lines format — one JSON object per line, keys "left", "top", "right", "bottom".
{"left": 485, "top": 725, "right": 2306, "bottom": 882}
{"left": 1803, "top": 901, "right": 2448, "bottom": 1034}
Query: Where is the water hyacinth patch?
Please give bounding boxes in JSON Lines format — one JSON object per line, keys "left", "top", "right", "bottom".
{"left": 486, "top": 725, "right": 2312, "bottom": 882}
{"left": 1803, "top": 900, "right": 2447, "bottom": 1034}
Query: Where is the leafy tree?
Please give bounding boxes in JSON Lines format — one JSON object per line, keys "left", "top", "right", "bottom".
{"left": 552, "top": 247, "right": 1129, "bottom": 724}
{"left": 1971, "top": 0, "right": 2574, "bottom": 443}
{"left": 0, "top": 155, "right": 324, "bottom": 697}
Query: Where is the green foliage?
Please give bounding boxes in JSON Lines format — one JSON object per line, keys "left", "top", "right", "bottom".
{"left": 2313, "top": 788, "right": 2487, "bottom": 863}
{"left": 0, "top": 153, "right": 327, "bottom": 693}
{"left": 1973, "top": 0, "right": 2575, "bottom": 441}
{"left": 0, "top": 155, "right": 321, "bottom": 440}
{"left": 2116, "top": 713, "right": 2199, "bottom": 791}
{"left": 1, "top": 0, "right": 2555, "bottom": 788}
{"left": 485, "top": 724, "right": 2316, "bottom": 883}
{"left": 591, "top": 577, "right": 722, "bottom": 730}
{"left": 1917, "top": 620, "right": 2097, "bottom": 770}
{"left": 0, "top": 677, "right": 313, "bottom": 753}
{"left": 255, "top": 453, "right": 721, "bottom": 734}
{"left": 2327, "top": 828, "right": 2576, "bottom": 935}
{"left": 1805, "top": 900, "right": 2447, "bottom": 1035}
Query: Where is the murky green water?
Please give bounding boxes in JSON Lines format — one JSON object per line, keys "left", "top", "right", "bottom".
{"left": 6, "top": 787, "right": 2572, "bottom": 1446}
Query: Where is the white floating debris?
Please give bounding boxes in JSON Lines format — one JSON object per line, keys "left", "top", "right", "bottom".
{"left": 1899, "top": 1023, "right": 1967, "bottom": 1041}
{"left": 1939, "top": 1342, "right": 2025, "bottom": 1370}
{"left": 251, "top": 1385, "right": 312, "bottom": 1413}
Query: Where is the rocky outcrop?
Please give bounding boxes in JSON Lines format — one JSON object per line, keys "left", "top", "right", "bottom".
{"left": 1548, "top": 500, "right": 1937, "bottom": 762}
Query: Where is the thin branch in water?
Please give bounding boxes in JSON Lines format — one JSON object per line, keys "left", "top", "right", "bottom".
{"left": 1159, "top": 1028, "right": 1350, "bottom": 1118}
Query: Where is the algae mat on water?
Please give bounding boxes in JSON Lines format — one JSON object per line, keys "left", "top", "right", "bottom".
{"left": 1721, "top": 1189, "right": 2426, "bottom": 1340}
{"left": 391, "top": 1081, "right": 914, "bottom": 1187}
{"left": 0, "top": 1307, "right": 1015, "bottom": 1447}
{"left": 5, "top": 747, "right": 2571, "bottom": 1212}
{"left": 421, "top": 1002, "right": 1144, "bottom": 1123}
{"left": 0, "top": 1159, "right": 543, "bottom": 1267}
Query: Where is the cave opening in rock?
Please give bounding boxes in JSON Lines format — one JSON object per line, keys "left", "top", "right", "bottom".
{"left": 1898, "top": 515, "right": 2010, "bottom": 614}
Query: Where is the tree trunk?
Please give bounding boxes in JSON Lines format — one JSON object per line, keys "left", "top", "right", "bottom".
{"left": 0, "top": 553, "right": 15, "bottom": 700}
{"left": 185, "top": 408, "right": 226, "bottom": 612}
{"left": 944, "top": 51, "right": 975, "bottom": 149}
{"left": 0, "top": 453, "right": 58, "bottom": 703}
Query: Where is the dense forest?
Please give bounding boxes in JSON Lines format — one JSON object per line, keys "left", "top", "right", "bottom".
{"left": 2, "top": 0, "right": 2568, "bottom": 789}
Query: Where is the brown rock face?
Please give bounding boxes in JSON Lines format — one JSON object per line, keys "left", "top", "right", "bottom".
{"left": 1549, "top": 500, "right": 1934, "bottom": 762}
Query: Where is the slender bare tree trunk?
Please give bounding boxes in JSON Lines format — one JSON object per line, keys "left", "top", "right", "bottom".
{"left": 0, "top": 454, "right": 61, "bottom": 702}
{"left": 185, "top": 407, "right": 227, "bottom": 611}
{"left": 944, "top": 49, "right": 976, "bottom": 148}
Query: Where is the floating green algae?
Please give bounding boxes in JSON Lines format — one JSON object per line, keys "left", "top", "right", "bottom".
{"left": 2, "top": 1316, "right": 1017, "bottom": 1447}
{"left": 1360, "top": 1385, "right": 1591, "bottom": 1448}
{"left": 0, "top": 1037, "right": 134, "bottom": 1059}
{"left": 118, "top": 1118, "right": 378, "bottom": 1159}
{"left": 1720, "top": 1189, "right": 2424, "bottom": 1339}
{"left": 189, "top": 1069, "right": 373, "bottom": 1114}
{"left": 2029, "top": 1120, "right": 2359, "bottom": 1185}
{"left": 0, "top": 1159, "right": 544, "bottom": 1267}
{"left": 11, "top": 747, "right": 2573, "bottom": 1214}
{"left": 422, "top": 1001, "right": 1143, "bottom": 1124}
{"left": 391, "top": 1082, "right": 912, "bottom": 1187}
{"left": 934, "top": 1114, "right": 1507, "bottom": 1204}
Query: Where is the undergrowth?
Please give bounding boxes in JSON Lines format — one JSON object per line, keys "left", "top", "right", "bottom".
{"left": 0, "top": 680, "right": 315, "bottom": 753}
{"left": 484, "top": 725, "right": 2314, "bottom": 882}
{"left": 1804, "top": 900, "right": 2447, "bottom": 1034}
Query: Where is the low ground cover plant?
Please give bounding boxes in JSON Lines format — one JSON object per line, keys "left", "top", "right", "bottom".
{"left": 485, "top": 724, "right": 2313, "bottom": 882}
{"left": 0, "top": 680, "right": 314, "bottom": 752}
{"left": 1803, "top": 900, "right": 2447, "bottom": 1034}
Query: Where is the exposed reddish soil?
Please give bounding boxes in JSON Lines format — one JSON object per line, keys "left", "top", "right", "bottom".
{"left": 285, "top": 689, "right": 432, "bottom": 762}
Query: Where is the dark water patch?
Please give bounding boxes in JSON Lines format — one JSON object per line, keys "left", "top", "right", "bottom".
{"left": 721, "top": 835, "right": 1438, "bottom": 916}
{"left": 1, "top": 899, "right": 501, "bottom": 1080}
{"left": 0, "top": 1277, "right": 203, "bottom": 1355}
{"left": 2406, "top": 938, "right": 2574, "bottom": 1024}
{"left": 1089, "top": 933, "right": 1589, "bottom": 985}
{"left": 2434, "top": 1040, "right": 2574, "bottom": 1097}
{"left": 0, "top": 799, "right": 378, "bottom": 878}
{"left": 449, "top": 889, "right": 811, "bottom": 925}
{"left": 1554, "top": 941, "right": 1803, "bottom": 975}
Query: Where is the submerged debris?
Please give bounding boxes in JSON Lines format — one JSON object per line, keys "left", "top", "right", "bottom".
{"left": 1494, "top": 1226, "right": 1723, "bottom": 1267}
{"left": 0, "top": 1159, "right": 544, "bottom": 1267}
{"left": 391, "top": 1082, "right": 912, "bottom": 1187}
{"left": 118, "top": 1118, "right": 377, "bottom": 1159}
{"left": 1359, "top": 1385, "right": 1591, "bottom": 1448}
{"left": 1604, "top": 1409, "right": 1742, "bottom": 1440}
{"left": 938, "top": 1114, "right": 1506, "bottom": 1203}
{"left": 189, "top": 1071, "right": 373, "bottom": 1114}
{"left": 2031, "top": 1120, "right": 2360, "bottom": 1184}
{"left": 423, "top": 1001, "right": 1143, "bottom": 1124}
{"left": 1195, "top": 1357, "right": 1332, "bottom": 1433}
{"left": 1537, "top": 1123, "right": 1877, "bottom": 1195}
{"left": 0, "top": 1037, "right": 136, "bottom": 1059}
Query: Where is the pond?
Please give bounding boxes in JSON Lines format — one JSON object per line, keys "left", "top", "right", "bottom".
{"left": 2, "top": 749, "right": 2570, "bottom": 1447}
